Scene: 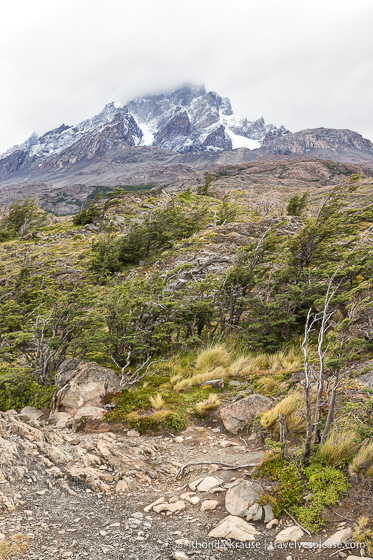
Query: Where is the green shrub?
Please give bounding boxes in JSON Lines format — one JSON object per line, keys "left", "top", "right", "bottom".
{"left": 0, "top": 369, "right": 55, "bottom": 411}
{"left": 129, "top": 417, "right": 160, "bottom": 434}
{"left": 162, "top": 412, "right": 187, "bottom": 432}
{"left": 261, "top": 461, "right": 303, "bottom": 517}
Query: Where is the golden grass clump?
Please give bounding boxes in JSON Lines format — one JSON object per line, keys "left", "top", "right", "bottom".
{"left": 285, "top": 411, "right": 306, "bottom": 434}
{"left": 349, "top": 442, "right": 373, "bottom": 477}
{"left": 149, "top": 393, "right": 166, "bottom": 410}
{"left": 195, "top": 344, "right": 231, "bottom": 371}
{"left": 257, "top": 377, "right": 279, "bottom": 395}
{"left": 228, "top": 355, "right": 252, "bottom": 376}
{"left": 174, "top": 366, "right": 228, "bottom": 391}
{"left": 126, "top": 410, "right": 141, "bottom": 421}
{"left": 352, "top": 516, "right": 373, "bottom": 555}
{"left": 151, "top": 409, "right": 171, "bottom": 421}
{"left": 195, "top": 393, "right": 221, "bottom": 415}
{"left": 319, "top": 430, "right": 359, "bottom": 467}
{"left": 228, "top": 348, "right": 301, "bottom": 378}
{"left": 260, "top": 393, "right": 303, "bottom": 429}
{"left": 268, "top": 348, "right": 301, "bottom": 373}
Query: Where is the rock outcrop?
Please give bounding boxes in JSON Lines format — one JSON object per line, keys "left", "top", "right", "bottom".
{"left": 220, "top": 394, "right": 272, "bottom": 434}
{"left": 53, "top": 359, "right": 120, "bottom": 416}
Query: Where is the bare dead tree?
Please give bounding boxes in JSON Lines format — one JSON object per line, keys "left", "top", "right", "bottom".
{"left": 320, "top": 373, "right": 340, "bottom": 444}
{"left": 301, "top": 308, "right": 316, "bottom": 465}
{"left": 278, "top": 413, "right": 289, "bottom": 460}
{"left": 313, "top": 273, "right": 339, "bottom": 443}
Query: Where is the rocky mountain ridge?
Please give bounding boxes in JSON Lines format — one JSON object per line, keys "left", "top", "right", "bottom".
{"left": 1, "top": 85, "right": 283, "bottom": 168}
{"left": 1, "top": 85, "right": 373, "bottom": 212}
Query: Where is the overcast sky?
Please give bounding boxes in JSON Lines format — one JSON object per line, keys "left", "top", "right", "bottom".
{"left": 1, "top": 0, "right": 372, "bottom": 153}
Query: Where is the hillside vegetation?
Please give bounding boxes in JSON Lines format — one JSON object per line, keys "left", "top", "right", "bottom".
{"left": 0, "top": 165, "right": 372, "bottom": 537}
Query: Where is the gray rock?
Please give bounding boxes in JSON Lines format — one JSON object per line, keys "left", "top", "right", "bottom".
{"left": 220, "top": 394, "right": 272, "bottom": 434}
{"left": 53, "top": 358, "right": 120, "bottom": 415}
{"left": 208, "top": 515, "right": 260, "bottom": 542}
{"left": 48, "top": 412, "right": 72, "bottom": 428}
{"left": 225, "top": 480, "right": 264, "bottom": 515}
{"left": 264, "top": 504, "right": 274, "bottom": 523}
{"left": 127, "top": 430, "right": 140, "bottom": 438}
{"left": 245, "top": 503, "right": 263, "bottom": 521}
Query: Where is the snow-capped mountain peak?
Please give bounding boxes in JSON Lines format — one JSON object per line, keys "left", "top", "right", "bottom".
{"left": 0, "top": 85, "right": 288, "bottom": 176}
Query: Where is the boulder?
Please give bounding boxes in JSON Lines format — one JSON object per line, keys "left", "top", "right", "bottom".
{"left": 208, "top": 515, "right": 260, "bottom": 542}
{"left": 225, "top": 480, "right": 263, "bottom": 515}
{"left": 18, "top": 407, "right": 43, "bottom": 422}
{"left": 358, "top": 368, "right": 373, "bottom": 388}
{"left": 48, "top": 412, "right": 72, "bottom": 428}
{"left": 201, "top": 500, "right": 219, "bottom": 511}
{"left": 322, "top": 527, "right": 352, "bottom": 547}
{"left": 275, "top": 526, "right": 304, "bottom": 543}
{"left": 245, "top": 503, "right": 263, "bottom": 521}
{"left": 188, "top": 476, "right": 222, "bottom": 492}
{"left": 53, "top": 359, "right": 120, "bottom": 415}
{"left": 220, "top": 394, "right": 272, "bottom": 434}
{"left": 264, "top": 504, "right": 274, "bottom": 523}
{"left": 153, "top": 500, "right": 185, "bottom": 513}
{"left": 74, "top": 406, "right": 105, "bottom": 421}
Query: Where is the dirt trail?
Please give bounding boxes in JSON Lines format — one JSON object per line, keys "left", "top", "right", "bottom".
{"left": 0, "top": 413, "right": 370, "bottom": 560}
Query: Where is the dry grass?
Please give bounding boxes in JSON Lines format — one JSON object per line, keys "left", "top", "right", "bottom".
{"left": 228, "top": 355, "right": 252, "bottom": 376}
{"left": 195, "top": 344, "right": 231, "bottom": 371}
{"left": 228, "top": 348, "right": 302, "bottom": 378}
{"left": 0, "top": 536, "right": 29, "bottom": 559}
{"left": 257, "top": 377, "right": 279, "bottom": 395}
{"left": 352, "top": 516, "right": 373, "bottom": 555}
{"left": 285, "top": 411, "right": 306, "bottom": 434}
{"left": 268, "top": 348, "right": 301, "bottom": 373}
{"left": 174, "top": 366, "right": 228, "bottom": 391}
{"left": 126, "top": 410, "right": 141, "bottom": 421}
{"left": 149, "top": 393, "right": 166, "bottom": 410}
{"left": 260, "top": 393, "right": 304, "bottom": 429}
{"left": 151, "top": 409, "right": 172, "bottom": 421}
{"left": 195, "top": 393, "right": 221, "bottom": 415}
{"left": 349, "top": 442, "right": 373, "bottom": 477}
{"left": 319, "top": 430, "right": 359, "bottom": 467}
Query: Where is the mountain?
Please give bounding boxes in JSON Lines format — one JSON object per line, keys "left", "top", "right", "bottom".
{"left": 0, "top": 85, "right": 373, "bottom": 213}
{"left": 0, "top": 85, "right": 285, "bottom": 171}
{"left": 262, "top": 127, "right": 373, "bottom": 161}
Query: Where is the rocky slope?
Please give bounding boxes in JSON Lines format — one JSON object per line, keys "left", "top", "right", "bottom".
{"left": 0, "top": 406, "right": 371, "bottom": 560}
{"left": 262, "top": 127, "right": 373, "bottom": 162}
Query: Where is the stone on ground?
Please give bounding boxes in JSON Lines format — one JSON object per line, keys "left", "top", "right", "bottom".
{"left": 225, "top": 480, "right": 263, "bottom": 515}
{"left": 275, "top": 525, "right": 304, "bottom": 543}
{"left": 322, "top": 527, "right": 352, "bottom": 547}
{"left": 208, "top": 515, "right": 260, "bottom": 542}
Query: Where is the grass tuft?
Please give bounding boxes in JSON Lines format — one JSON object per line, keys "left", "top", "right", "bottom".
{"left": 174, "top": 366, "right": 228, "bottom": 391}
{"left": 349, "top": 442, "right": 373, "bottom": 477}
{"left": 149, "top": 392, "right": 166, "bottom": 410}
{"left": 352, "top": 516, "right": 373, "bottom": 555}
{"left": 195, "top": 393, "right": 221, "bottom": 416}
{"left": 319, "top": 430, "right": 359, "bottom": 467}
{"left": 260, "top": 393, "right": 303, "bottom": 429}
{"left": 195, "top": 344, "right": 231, "bottom": 371}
